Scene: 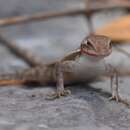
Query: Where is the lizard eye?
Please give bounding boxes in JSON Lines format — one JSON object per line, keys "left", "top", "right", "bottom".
{"left": 87, "top": 41, "right": 94, "bottom": 50}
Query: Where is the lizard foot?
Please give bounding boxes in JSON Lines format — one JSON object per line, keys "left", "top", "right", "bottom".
{"left": 109, "top": 94, "right": 120, "bottom": 102}
{"left": 109, "top": 96, "right": 129, "bottom": 107}
{"left": 46, "top": 89, "right": 71, "bottom": 100}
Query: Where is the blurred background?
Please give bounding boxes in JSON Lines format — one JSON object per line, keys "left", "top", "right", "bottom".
{"left": 0, "top": 0, "right": 130, "bottom": 130}
{"left": 1, "top": 0, "right": 130, "bottom": 63}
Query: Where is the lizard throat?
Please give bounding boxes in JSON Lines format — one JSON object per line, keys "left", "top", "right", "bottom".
{"left": 81, "top": 48, "right": 112, "bottom": 57}
{"left": 81, "top": 48, "right": 99, "bottom": 57}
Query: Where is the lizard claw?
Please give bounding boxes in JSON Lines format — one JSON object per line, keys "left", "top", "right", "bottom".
{"left": 109, "top": 95, "right": 120, "bottom": 102}
{"left": 46, "top": 89, "right": 71, "bottom": 100}
{"left": 109, "top": 96, "right": 129, "bottom": 107}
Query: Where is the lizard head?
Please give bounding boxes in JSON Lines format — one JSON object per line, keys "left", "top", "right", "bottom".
{"left": 80, "top": 35, "right": 112, "bottom": 57}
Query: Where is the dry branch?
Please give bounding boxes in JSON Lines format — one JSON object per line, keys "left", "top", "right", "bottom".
{"left": 0, "top": 9, "right": 85, "bottom": 27}
{"left": 0, "top": 0, "right": 130, "bottom": 27}
{"left": 0, "top": 34, "right": 43, "bottom": 67}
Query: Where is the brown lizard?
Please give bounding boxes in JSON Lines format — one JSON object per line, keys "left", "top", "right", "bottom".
{"left": 0, "top": 34, "right": 128, "bottom": 105}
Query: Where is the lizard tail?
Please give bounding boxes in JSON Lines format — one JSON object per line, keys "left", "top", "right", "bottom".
{"left": 0, "top": 66, "right": 54, "bottom": 86}
{"left": 0, "top": 67, "right": 40, "bottom": 86}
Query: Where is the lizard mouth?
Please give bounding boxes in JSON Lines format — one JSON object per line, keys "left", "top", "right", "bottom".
{"left": 81, "top": 48, "right": 112, "bottom": 57}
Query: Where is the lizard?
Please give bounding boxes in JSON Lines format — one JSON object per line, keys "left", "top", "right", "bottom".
{"left": 0, "top": 34, "right": 128, "bottom": 105}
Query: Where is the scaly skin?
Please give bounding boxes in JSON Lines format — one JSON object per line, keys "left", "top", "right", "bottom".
{"left": 0, "top": 34, "right": 129, "bottom": 106}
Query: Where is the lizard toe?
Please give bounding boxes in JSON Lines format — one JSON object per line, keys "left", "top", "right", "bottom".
{"left": 62, "top": 89, "right": 71, "bottom": 96}
{"left": 109, "top": 95, "right": 119, "bottom": 102}
{"left": 109, "top": 96, "right": 129, "bottom": 107}
{"left": 46, "top": 89, "right": 71, "bottom": 100}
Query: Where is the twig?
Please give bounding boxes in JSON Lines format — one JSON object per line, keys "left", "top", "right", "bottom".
{"left": 0, "top": 34, "right": 43, "bottom": 67}
{"left": 0, "top": 0, "right": 130, "bottom": 27}
{"left": 85, "top": 0, "right": 94, "bottom": 34}
{"left": 0, "top": 9, "right": 85, "bottom": 27}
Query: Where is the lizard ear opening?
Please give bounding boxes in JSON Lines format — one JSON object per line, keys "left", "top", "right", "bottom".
{"left": 110, "top": 42, "right": 112, "bottom": 48}
{"left": 80, "top": 43, "right": 86, "bottom": 49}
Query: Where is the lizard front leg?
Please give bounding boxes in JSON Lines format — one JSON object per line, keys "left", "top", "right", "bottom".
{"left": 109, "top": 72, "right": 119, "bottom": 101}
{"left": 47, "top": 62, "right": 71, "bottom": 99}
{"left": 109, "top": 70, "right": 129, "bottom": 106}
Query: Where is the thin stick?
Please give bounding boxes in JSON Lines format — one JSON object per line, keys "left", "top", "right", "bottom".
{"left": 85, "top": 0, "right": 94, "bottom": 34}
{"left": 0, "top": 34, "right": 43, "bottom": 67}
{"left": 0, "top": 1, "right": 130, "bottom": 27}
{"left": 0, "top": 9, "right": 85, "bottom": 27}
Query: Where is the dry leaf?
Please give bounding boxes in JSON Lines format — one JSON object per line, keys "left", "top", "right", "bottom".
{"left": 96, "top": 15, "right": 130, "bottom": 43}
